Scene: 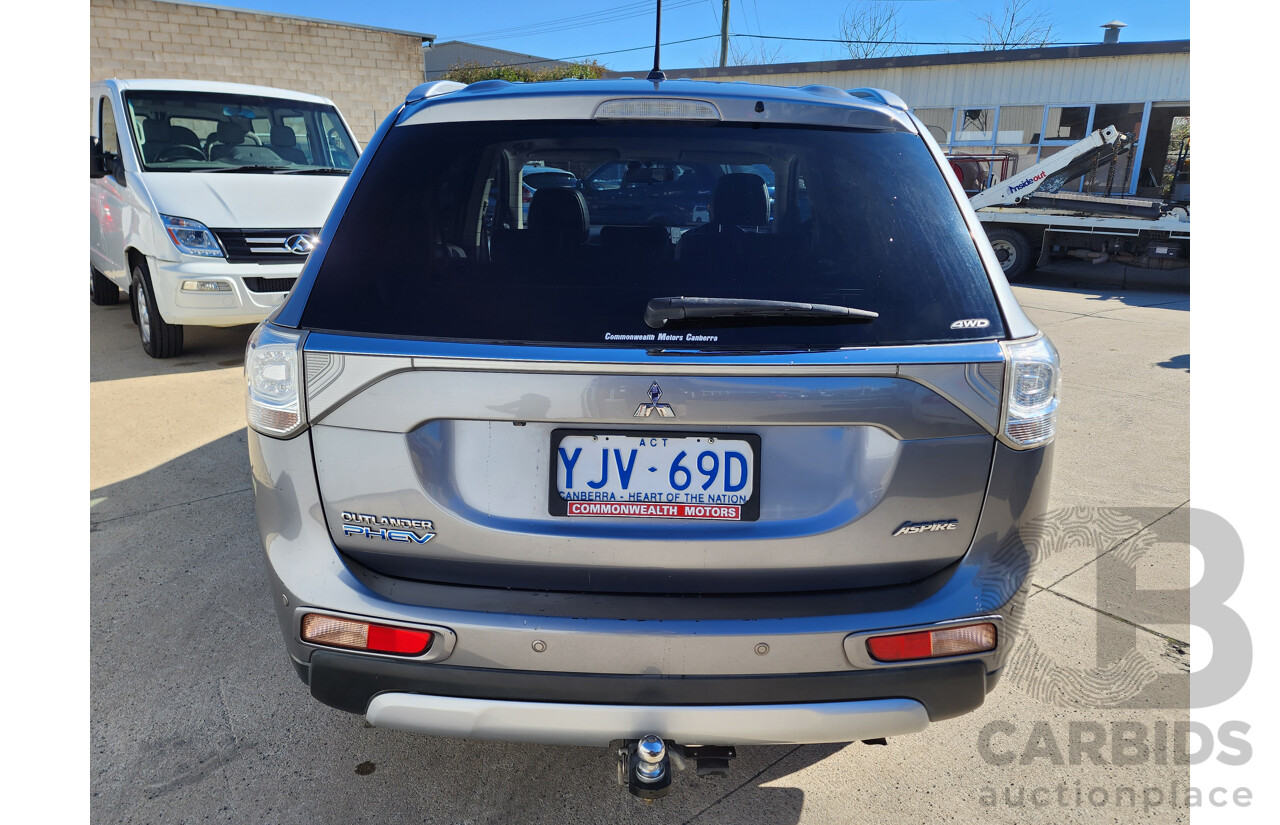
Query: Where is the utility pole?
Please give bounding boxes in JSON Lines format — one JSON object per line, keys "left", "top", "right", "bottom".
{"left": 719, "top": 0, "right": 730, "bottom": 67}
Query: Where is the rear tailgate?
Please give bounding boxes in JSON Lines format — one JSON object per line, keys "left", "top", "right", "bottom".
{"left": 303, "top": 340, "right": 1004, "bottom": 593}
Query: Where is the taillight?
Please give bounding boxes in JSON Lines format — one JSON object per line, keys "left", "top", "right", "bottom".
{"left": 999, "top": 334, "right": 1061, "bottom": 449}
{"left": 866, "top": 623, "right": 997, "bottom": 662}
{"left": 245, "top": 324, "right": 304, "bottom": 438}
{"left": 301, "top": 613, "right": 433, "bottom": 656}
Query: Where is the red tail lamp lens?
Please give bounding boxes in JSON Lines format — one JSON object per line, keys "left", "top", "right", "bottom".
{"left": 301, "top": 613, "right": 433, "bottom": 656}
{"left": 866, "top": 623, "right": 996, "bottom": 662}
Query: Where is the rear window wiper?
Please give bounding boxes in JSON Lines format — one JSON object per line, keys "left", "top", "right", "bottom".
{"left": 645, "top": 296, "right": 878, "bottom": 329}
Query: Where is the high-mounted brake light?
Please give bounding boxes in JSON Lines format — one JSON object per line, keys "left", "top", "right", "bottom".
{"left": 593, "top": 98, "right": 721, "bottom": 121}
{"left": 999, "top": 335, "right": 1061, "bottom": 449}
{"left": 866, "top": 623, "right": 997, "bottom": 662}
{"left": 301, "top": 613, "right": 434, "bottom": 656}
{"left": 245, "top": 324, "right": 305, "bottom": 437}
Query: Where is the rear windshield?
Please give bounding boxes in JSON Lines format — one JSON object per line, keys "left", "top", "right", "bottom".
{"left": 300, "top": 119, "right": 1005, "bottom": 349}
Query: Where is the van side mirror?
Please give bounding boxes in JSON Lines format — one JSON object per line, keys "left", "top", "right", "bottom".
{"left": 90, "top": 136, "right": 107, "bottom": 177}
{"left": 90, "top": 138, "right": 127, "bottom": 185}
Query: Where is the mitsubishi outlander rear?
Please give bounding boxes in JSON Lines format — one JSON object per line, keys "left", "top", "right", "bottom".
{"left": 247, "top": 78, "right": 1059, "bottom": 779}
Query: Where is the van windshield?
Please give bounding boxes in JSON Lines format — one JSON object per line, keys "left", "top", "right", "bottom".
{"left": 123, "top": 90, "right": 357, "bottom": 173}
{"left": 301, "top": 120, "right": 1005, "bottom": 349}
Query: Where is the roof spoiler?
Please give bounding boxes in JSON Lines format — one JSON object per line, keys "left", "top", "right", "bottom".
{"left": 845, "top": 87, "right": 909, "bottom": 112}
{"left": 405, "top": 80, "right": 466, "bottom": 104}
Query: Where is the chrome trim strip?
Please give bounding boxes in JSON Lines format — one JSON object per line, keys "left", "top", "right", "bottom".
{"left": 843, "top": 614, "right": 1004, "bottom": 669}
{"left": 304, "top": 332, "right": 1006, "bottom": 371}
{"left": 366, "top": 694, "right": 929, "bottom": 746}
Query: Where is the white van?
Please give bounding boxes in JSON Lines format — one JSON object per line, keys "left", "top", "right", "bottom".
{"left": 89, "top": 79, "right": 360, "bottom": 357}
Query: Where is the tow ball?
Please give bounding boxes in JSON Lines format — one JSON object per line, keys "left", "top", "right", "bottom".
{"left": 616, "top": 735, "right": 738, "bottom": 800}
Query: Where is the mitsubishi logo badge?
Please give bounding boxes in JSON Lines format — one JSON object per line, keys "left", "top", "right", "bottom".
{"left": 633, "top": 381, "right": 676, "bottom": 418}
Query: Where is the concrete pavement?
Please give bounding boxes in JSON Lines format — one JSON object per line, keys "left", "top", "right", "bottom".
{"left": 90, "top": 264, "right": 1192, "bottom": 824}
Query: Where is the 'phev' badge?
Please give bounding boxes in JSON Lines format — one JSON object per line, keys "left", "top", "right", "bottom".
{"left": 633, "top": 381, "right": 676, "bottom": 418}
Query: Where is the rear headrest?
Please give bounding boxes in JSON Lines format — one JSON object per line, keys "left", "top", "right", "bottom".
{"left": 142, "top": 119, "right": 172, "bottom": 144}
{"left": 711, "top": 173, "right": 770, "bottom": 227}
{"left": 215, "top": 120, "right": 247, "bottom": 145}
{"left": 270, "top": 124, "right": 297, "bottom": 148}
{"left": 528, "top": 188, "right": 589, "bottom": 245}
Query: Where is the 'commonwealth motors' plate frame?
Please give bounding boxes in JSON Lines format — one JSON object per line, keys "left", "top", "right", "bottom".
{"left": 548, "top": 428, "right": 762, "bottom": 521}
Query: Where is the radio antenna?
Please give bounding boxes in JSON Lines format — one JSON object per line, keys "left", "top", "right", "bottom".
{"left": 646, "top": 0, "right": 666, "bottom": 81}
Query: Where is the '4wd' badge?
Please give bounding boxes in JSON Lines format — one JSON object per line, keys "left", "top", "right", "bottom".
{"left": 950, "top": 318, "right": 991, "bottom": 330}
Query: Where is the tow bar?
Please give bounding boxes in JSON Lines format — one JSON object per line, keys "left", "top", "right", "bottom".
{"left": 616, "top": 736, "right": 738, "bottom": 800}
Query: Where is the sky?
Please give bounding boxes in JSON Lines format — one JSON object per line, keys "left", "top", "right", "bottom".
{"left": 199, "top": 0, "right": 1190, "bottom": 72}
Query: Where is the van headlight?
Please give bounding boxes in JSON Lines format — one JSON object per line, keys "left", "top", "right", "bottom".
{"left": 999, "top": 335, "right": 1061, "bottom": 449}
{"left": 161, "top": 214, "right": 225, "bottom": 258}
{"left": 246, "top": 324, "right": 305, "bottom": 437}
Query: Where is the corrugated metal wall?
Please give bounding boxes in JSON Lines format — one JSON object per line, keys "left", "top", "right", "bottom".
{"left": 682, "top": 53, "right": 1189, "bottom": 107}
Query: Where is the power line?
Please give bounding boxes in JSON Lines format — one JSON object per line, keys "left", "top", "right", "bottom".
{"left": 440, "top": 34, "right": 723, "bottom": 71}
{"left": 448, "top": 0, "right": 705, "bottom": 43}
{"left": 448, "top": 1, "right": 654, "bottom": 40}
{"left": 435, "top": 31, "right": 1099, "bottom": 75}
{"left": 733, "top": 33, "right": 1095, "bottom": 47}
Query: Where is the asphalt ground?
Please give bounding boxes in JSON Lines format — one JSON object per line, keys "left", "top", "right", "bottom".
{"left": 90, "top": 263, "right": 1191, "bottom": 824}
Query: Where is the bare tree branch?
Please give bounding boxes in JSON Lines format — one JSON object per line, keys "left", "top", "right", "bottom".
{"left": 975, "top": 0, "right": 1055, "bottom": 51}
{"left": 727, "top": 36, "right": 788, "bottom": 66}
{"left": 839, "top": 1, "right": 913, "bottom": 59}
{"left": 699, "top": 37, "right": 788, "bottom": 68}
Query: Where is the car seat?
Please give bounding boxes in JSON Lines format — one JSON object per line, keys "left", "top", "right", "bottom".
{"left": 208, "top": 120, "right": 248, "bottom": 162}
{"left": 269, "top": 124, "right": 307, "bottom": 164}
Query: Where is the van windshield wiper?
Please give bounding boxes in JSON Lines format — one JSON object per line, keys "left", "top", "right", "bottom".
{"left": 203, "top": 164, "right": 291, "bottom": 173}
{"left": 644, "top": 296, "right": 878, "bottom": 329}
{"left": 278, "top": 167, "right": 351, "bottom": 175}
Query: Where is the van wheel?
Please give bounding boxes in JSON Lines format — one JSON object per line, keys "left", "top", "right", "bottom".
{"left": 986, "top": 228, "right": 1032, "bottom": 281}
{"left": 91, "top": 266, "right": 120, "bottom": 306}
{"left": 132, "top": 263, "right": 183, "bottom": 358}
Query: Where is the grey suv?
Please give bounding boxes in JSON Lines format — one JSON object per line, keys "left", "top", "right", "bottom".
{"left": 247, "top": 78, "right": 1058, "bottom": 789}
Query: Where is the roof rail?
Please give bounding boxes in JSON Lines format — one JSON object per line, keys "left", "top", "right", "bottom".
{"left": 405, "top": 80, "right": 465, "bottom": 104}
{"left": 845, "top": 87, "right": 908, "bottom": 112}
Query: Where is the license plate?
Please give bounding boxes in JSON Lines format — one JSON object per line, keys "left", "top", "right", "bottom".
{"left": 549, "top": 430, "right": 760, "bottom": 521}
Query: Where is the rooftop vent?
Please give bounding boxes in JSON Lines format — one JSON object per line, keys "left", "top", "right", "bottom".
{"left": 1101, "top": 20, "right": 1127, "bottom": 44}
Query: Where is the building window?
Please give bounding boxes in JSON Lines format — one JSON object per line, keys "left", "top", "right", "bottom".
{"left": 1044, "top": 107, "right": 1090, "bottom": 141}
{"left": 955, "top": 108, "right": 995, "bottom": 143}
{"left": 1085, "top": 102, "right": 1147, "bottom": 194}
{"left": 913, "top": 108, "right": 954, "bottom": 144}
{"left": 995, "top": 106, "right": 1042, "bottom": 145}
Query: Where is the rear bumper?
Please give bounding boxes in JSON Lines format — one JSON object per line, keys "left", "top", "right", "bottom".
{"left": 365, "top": 695, "right": 929, "bottom": 747}
{"left": 300, "top": 651, "right": 990, "bottom": 744}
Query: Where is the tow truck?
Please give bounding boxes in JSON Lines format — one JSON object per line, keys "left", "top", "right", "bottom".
{"left": 948, "top": 125, "right": 1191, "bottom": 280}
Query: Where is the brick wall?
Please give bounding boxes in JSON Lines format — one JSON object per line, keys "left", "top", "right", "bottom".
{"left": 90, "top": 0, "right": 426, "bottom": 142}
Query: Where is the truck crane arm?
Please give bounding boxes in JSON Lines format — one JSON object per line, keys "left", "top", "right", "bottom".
{"left": 967, "top": 125, "right": 1129, "bottom": 210}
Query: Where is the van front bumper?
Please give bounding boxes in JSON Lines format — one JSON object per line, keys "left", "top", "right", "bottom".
{"left": 150, "top": 256, "right": 301, "bottom": 327}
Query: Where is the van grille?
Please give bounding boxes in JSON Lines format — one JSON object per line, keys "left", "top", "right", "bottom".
{"left": 243, "top": 277, "right": 298, "bottom": 293}
{"left": 211, "top": 228, "right": 318, "bottom": 264}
